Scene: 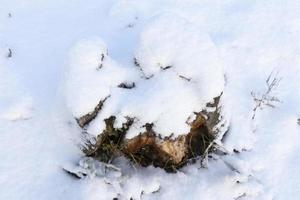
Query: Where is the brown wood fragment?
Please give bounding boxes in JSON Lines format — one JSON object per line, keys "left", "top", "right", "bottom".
{"left": 76, "top": 96, "right": 109, "bottom": 128}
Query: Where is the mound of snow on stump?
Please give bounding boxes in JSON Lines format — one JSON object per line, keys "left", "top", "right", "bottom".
{"left": 65, "top": 13, "right": 227, "bottom": 171}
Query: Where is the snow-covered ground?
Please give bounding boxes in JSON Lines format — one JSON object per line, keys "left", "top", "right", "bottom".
{"left": 1, "top": 0, "right": 300, "bottom": 199}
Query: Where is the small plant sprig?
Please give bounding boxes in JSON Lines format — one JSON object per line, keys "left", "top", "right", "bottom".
{"left": 251, "top": 71, "right": 282, "bottom": 119}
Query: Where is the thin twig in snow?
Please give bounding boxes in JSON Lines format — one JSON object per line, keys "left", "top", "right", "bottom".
{"left": 251, "top": 71, "right": 282, "bottom": 119}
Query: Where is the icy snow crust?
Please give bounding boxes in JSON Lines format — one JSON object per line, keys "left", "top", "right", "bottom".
{"left": 65, "top": 13, "right": 224, "bottom": 139}
{"left": 2, "top": 0, "right": 300, "bottom": 199}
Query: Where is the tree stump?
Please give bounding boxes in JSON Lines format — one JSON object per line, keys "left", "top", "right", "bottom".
{"left": 65, "top": 13, "right": 227, "bottom": 172}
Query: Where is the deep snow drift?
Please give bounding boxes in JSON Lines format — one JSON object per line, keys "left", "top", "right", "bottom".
{"left": 1, "top": 0, "right": 300, "bottom": 200}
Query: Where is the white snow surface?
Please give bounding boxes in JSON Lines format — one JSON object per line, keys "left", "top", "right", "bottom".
{"left": 65, "top": 13, "right": 224, "bottom": 138}
{"left": 1, "top": 0, "right": 300, "bottom": 199}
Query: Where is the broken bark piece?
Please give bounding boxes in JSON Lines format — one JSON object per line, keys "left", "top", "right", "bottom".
{"left": 118, "top": 82, "right": 136, "bottom": 89}
{"left": 160, "top": 65, "right": 172, "bottom": 70}
{"left": 178, "top": 75, "right": 191, "bottom": 82}
{"left": 97, "top": 53, "right": 106, "bottom": 69}
{"left": 76, "top": 96, "right": 109, "bottom": 128}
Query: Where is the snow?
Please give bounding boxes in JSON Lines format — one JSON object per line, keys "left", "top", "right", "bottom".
{"left": 1, "top": 96, "right": 34, "bottom": 121}
{"left": 65, "top": 13, "right": 224, "bottom": 138}
{"left": 135, "top": 13, "right": 224, "bottom": 89}
{"left": 65, "top": 38, "right": 134, "bottom": 117}
{"left": 1, "top": 0, "right": 300, "bottom": 199}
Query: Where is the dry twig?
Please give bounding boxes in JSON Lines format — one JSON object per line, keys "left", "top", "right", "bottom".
{"left": 251, "top": 71, "right": 282, "bottom": 119}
